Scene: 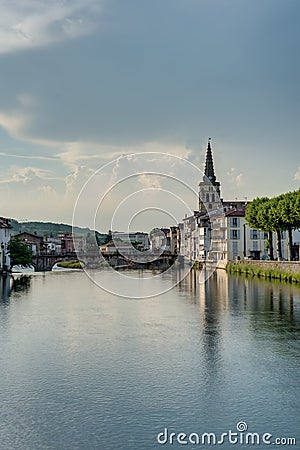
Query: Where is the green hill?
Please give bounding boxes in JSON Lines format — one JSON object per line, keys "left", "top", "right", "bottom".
{"left": 10, "top": 219, "right": 107, "bottom": 244}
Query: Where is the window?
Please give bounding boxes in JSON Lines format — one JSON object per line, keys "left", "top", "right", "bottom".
{"left": 250, "top": 229, "right": 260, "bottom": 239}
{"left": 281, "top": 231, "right": 286, "bottom": 239}
{"left": 232, "top": 241, "right": 238, "bottom": 258}
{"left": 206, "top": 193, "right": 209, "bottom": 202}
{"left": 212, "top": 193, "right": 215, "bottom": 202}
{"left": 263, "top": 232, "right": 268, "bottom": 240}
{"left": 230, "top": 217, "right": 240, "bottom": 228}
{"left": 252, "top": 240, "right": 258, "bottom": 250}
{"left": 230, "top": 229, "right": 240, "bottom": 240}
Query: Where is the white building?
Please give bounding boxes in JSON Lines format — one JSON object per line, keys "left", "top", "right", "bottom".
{"left": 181, "top": 214, "right": 200, "bottom": 261}
{"left": 210, "top": 209, "right": 289, "bottom": 262}
{"left": 180, "top": 139, "right": 291, "bottom": 263}
{"left": 167, "top": 226, "right": 181, "bottom": 254}
{"left": 150, "top": 227, "right": 180, "bottom": 253}
{"left": 46, "top": 236, "right": 62, "bottom": 254}
{"left": 100, "top": 241, "right": 134, "bottom": 254}
{"left": 112, "top": 231, "right": 149, "bottom": 250}
{"left": 0, "top": 217, "right": 11, "bottom": 272}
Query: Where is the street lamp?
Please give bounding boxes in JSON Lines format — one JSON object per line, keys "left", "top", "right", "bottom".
{"left": 243, "top": 224, "right": 246, "bottom": 258}
{"left": 1, "top": 242, "right": 4, "bottom": 271}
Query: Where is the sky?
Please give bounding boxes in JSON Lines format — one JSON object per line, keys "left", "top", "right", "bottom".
{"left": 0, "top": 0, "right": 299, "bottom": 231}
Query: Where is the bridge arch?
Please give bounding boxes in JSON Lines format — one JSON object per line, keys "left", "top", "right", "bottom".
{"left": 32, "top": 253, "right": 80, "bottom": 271}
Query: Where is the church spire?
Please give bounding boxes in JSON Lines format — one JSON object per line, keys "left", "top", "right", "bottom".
{"left": 204, "top": 137, "right": 216, "bottom": 184}
{"left": 198, "top": 137, "right": 221, "bottom": 212}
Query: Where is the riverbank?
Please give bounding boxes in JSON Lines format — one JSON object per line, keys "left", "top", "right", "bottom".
{"left": 57, "top": 260, "right": 83, "bottom": 269}
{"left": 227, "top": 260, "right": 300, "bottom": 284}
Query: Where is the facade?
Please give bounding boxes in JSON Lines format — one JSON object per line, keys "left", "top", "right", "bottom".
{"left": 100, "top": 241, "right": 134, "bottom": 254}
{"left": 180, "top": 139, "right": 290, "bottom": 262}
{"left": 211, "top": 209, "right": 289, "bottom": 261}
{"left": 45, "top": 236, "right": 62, "bottom": 254}
{"left": 181, "top": 214, "right": 198, "bottom": 260}
{"left": 167, "top": 226, "right": 181, "bottom": 254}
{"left": 292, "top": 229, "right": 300, "bottom": 260}
{"left": 0, "top": 217, "right": 11, "bottom": 272}
{"left": 150, "top": 228, "right": 170, "bottom": 252}
{"left": 150, "top": 227, "right": 180, "bottom": 253}
{"left": 14, "top": 231, "right": 45, "bottom": 255}
{"left": 58, "top": 232, "right": 86, "bottom": 254}
{"left": 113, "top": 232, "right": 149, "bottom": 250}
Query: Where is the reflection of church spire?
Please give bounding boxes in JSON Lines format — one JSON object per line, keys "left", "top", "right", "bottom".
{"left": 204, "top": 138, "right": 216, "bottom": 184}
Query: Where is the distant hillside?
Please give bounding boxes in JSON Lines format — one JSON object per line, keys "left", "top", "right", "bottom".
{"left": 10, "top": 219, "right": 107, "bottom": 244}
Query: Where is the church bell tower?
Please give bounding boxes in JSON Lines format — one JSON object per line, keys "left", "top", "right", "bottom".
{"left": 199, "top": 138, "right": 221, "bottom": 213}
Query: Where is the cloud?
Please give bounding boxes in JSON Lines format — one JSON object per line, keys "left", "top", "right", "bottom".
{"left": 57, "top": 140, "right": 194, "bottom": 170}
{"left": 227, "top": 167, "right": 245, "bottom": 188}
{"left": 0, "top": 163, "right": 74, "bottom": 222}
{"left": 235, "top": 172, "right": 244, "bottom": 188}
{"left": 0, "top": 151, "right": 58, "bottom": 161}
{"left": 0, "top": 98, "right": 194, "bottom": 169}
{"left": 0, "top": 95, "right": 60, "bottom": 146}
{"left": 65, "top": 164, "right": 94, "bottom": 195}
{"left": 138, "top": 173, "right": 162, "bottom": 189}
{"left": 0, "top": 110, "right": 31, "bottom": 141}
{"left": 294, "top": 166, "right": 300, "bottom": 181}
{"left": 0, "top": 0, "right": 102, "bottom": 54}
{"left": 0, "top": 166, "right": 61, "bottom": 184}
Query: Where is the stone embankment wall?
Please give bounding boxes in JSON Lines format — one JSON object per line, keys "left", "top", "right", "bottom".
{"left": 230, "top": 260, "right": 300, "bottom": 273}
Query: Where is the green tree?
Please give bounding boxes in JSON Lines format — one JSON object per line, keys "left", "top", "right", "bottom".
{"left": 256, "top": 200, "right": 275, "bottom": 260}
{"left": 8, "top": 238, "right": 33, "bottom": 267}
{"left": 268, "top": 197, "right": 284, "bottom": 260}
{"left": 246, "top": 190, "right": 300, "bottom": 261}
{"left": 278, "top": 190, "right": 300, "bottom": 260}
{"left": 292, "top": 189, "right": 300, "bottom": 226}
{"left": 245, "top": 197, "right": 274, "bottom": 260}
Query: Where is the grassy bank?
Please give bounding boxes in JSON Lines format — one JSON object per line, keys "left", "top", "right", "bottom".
{"left": 57, "top": 260, "right": 84, "bottom": 269}
{"left": 227, "top": 262, "right": 300, "bottom": 284}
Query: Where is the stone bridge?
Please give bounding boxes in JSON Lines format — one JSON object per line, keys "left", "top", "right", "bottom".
{"left": 32, "top": 253, "right": 80, "bottom": 271}
{"left": 32, "top": 251, "right": 177, "bottom": 271}
{"left": 102, "top": 251, "right": 177, "bottom": 269}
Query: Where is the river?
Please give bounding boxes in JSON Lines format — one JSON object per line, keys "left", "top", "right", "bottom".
{"left": 0, "top": 269, "right": 299, "bottom": 449}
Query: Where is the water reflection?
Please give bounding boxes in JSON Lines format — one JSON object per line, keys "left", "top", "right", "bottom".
{"left": 180, "top": 269, "right": 300, "bottom": 356}
{"left": 0, "top": 275, "right": 11, "bottom": 303}
{"left": 11, "top": 275, "right": 32, "bottom": 294}
{"left": 183, "top": 270, "right": 299, "bottom": 321}
{"left": 0, "top": 270, "right": 299, "bottom": 449}
{"left": 0, "top": 274, "right": 32, "bottom": 304}
{"left": 178, "top": 270, "right": 229, "bottom": 387}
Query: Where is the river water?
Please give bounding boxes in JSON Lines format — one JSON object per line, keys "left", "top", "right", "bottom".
{"left": 0, "top": 269, "right": 299, "bottom": 450}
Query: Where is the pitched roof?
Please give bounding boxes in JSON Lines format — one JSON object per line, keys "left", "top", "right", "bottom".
{"left": 14, "top": 231, "right": 44, "bottom": 239}
{"left": 0, "top": 217, "right": 12, "bottom": 229}
{"left": 225, "top": 209, "right": 245, "bottom": 217}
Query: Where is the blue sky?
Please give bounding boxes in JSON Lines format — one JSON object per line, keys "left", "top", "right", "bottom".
{"left": 0, "top": 0, "right": 299, "bottom": 229}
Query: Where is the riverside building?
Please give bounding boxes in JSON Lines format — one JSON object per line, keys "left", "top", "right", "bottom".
{"left": 0, "top": 217, "right": 11, "bottom": 272}
{"left": 180, "top": 139, "right": 289, "bottom": 263}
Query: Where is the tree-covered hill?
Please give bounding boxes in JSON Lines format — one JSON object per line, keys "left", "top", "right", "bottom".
{"left": 9, "top": 219, "right": 107, "bottom": 244}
